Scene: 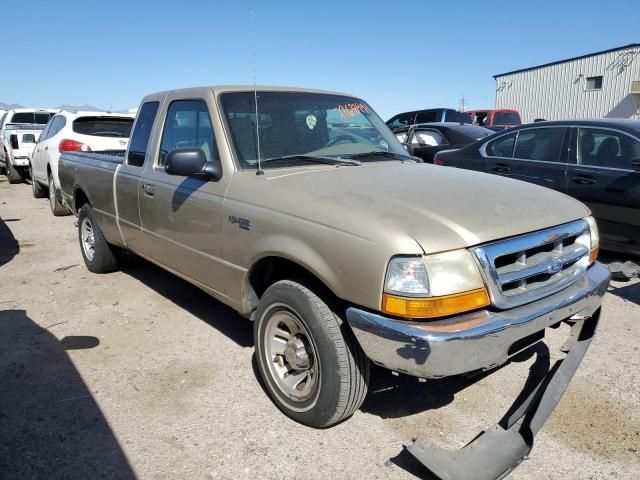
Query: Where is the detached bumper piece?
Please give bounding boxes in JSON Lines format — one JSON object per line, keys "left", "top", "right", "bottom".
{"left": 407, "top": 312, "right": 598, "bottom": 480}
{"left": 345, "top": 262, "right": 610, "bottom": 479}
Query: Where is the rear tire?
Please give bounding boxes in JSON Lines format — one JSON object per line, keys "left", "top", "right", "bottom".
{"left": 30, "top": 165, "right": 47, "bottom": 198}
{"left": 49, "top": 174, "right": 69, "bottom": 216}
{"left": 6, "top": 158, "right": 23, "bottom": 184}
{"left": 254, "top": 280, "right": 370, "bottom": 428}
{"left": 77, "top": 204, "right": 120, "bottom": 273}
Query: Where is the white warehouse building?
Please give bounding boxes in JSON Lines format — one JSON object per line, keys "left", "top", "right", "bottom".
{"left": 494, "top": 44, "right": 640, "bottom": 123}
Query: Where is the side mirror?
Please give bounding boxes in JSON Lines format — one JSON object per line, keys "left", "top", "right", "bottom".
{"left": 402, "top": 143, "right": 415, "bottom": 155}
{"left": 165, "top": 148, "right": 222, "bottom": 181}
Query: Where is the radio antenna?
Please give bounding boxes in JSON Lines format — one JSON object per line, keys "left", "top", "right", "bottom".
{"left": 250, "top": 8, "right": 263, "bottom": 175}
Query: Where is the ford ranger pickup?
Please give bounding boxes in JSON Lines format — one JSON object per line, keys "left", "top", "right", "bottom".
{"left": 58, "top": 86, "right": 610, "bottom": 480}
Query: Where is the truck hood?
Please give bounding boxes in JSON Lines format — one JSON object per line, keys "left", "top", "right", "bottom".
{"left": 232, "top": 162, "right": 590, "bottom": 253}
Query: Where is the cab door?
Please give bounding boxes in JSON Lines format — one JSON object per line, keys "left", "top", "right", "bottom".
{"left": 137, "top": 95, "right": 228, "bottom": 295}
{"left": 116, "top": 100, "right": 161, "bottom": 250}
{"left": 567, "top": 127, "right": 640, "bottom": 253}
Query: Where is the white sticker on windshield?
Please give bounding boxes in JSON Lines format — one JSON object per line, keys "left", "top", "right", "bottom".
{"left": 306, "top": 114, "right": 317, "bottom": 130}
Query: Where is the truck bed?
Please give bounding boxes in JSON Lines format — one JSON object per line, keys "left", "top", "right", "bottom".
{"left": 58, "top": 151, "right": 126, "bottom": 244}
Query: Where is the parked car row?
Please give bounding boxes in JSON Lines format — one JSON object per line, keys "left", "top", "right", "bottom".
{"left": 0, "top": 85, "right": 615, "bottom": 478}
{"left": 434, "top": 119, "right": 640, "bottom": 257}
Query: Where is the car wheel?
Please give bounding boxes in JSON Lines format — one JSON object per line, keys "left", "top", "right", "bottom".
{"left": 30, "top": 165, "right": 47, "bottom": 198}
{"left": 77, "top": 204, "right": 119, "bottom": 273}
{"left": 6, "top": 157, "right": 23, "bottom": 184}
{"left": 48, "top": 174, "right": 69, "bottom": 216}
{"left": 254, "top": 280, "right": 370, "bottom": 428}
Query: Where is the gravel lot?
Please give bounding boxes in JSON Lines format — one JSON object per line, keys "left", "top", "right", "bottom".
{"left": 1, "top": 176, "right": 638, "bottom": 480}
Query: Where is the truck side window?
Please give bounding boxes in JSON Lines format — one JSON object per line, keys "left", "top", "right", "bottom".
{"left": 127, "top": 101, "right": 160, "bottom": 167}
{"left": 158, "top": 100, "right": 218, "bottom": 167}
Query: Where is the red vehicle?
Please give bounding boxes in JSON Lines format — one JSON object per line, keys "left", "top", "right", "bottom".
{"left": 467, "top": 109, "right": 521, "bottom": 131}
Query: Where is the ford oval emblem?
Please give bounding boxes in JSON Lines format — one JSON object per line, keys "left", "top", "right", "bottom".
{"left": 547, "top": 259, "right": 563, "bottom": 274}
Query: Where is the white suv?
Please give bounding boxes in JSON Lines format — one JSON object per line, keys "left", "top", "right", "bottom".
{"left": 30, "top": 111, "right": 134, "bottom": 215}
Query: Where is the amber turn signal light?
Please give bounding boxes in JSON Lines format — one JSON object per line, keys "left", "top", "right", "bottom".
{"left": 382, "top": 288, "right": 491, "bottom": 319}
{"left": 589, "top": 246, "right": 599, "bottom": 265}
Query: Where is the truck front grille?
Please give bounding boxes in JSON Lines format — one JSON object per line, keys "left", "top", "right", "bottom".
{"left": 472, "top": 219, "right": 590, "bottom": 309}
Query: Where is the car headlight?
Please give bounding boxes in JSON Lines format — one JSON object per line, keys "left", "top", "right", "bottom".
{"left": 382, "top": 250, "right": 490, "bottom": 319}
{"left": 584, "top": 216, "right": 599, "bottom": 264}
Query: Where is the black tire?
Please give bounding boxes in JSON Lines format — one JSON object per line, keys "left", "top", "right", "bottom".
{"left": 49, "top": 174, "right": 69, "bottom": 216}
{"left": 30, "top": 165, "right": 47, "bottom": 198}
{"left": 6, "top": 157, "right": 23, "bottom": 184}
{"left": 77, "top": 204, "right": 119, "bottom": 273}
{"left": 254, "top": 280, "right": 370, "bottom": 428}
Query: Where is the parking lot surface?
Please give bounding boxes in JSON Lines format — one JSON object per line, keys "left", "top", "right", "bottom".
{"left": 1, "top": 177, "right": 639, "bottom": 479}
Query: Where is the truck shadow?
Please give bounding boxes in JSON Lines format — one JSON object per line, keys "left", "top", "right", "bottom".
{"left": 0, "top": 310, "right": 135, "bottom": 480}
{"left": 0, "top": 216, "right": 20, "bottom": 268}
{"left": 120, "top": 254, "right": 254, "bottom": 348}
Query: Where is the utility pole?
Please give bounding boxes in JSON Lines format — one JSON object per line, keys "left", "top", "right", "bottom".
{"left": 459, "top": 95, "right": 467, "bottom": 112}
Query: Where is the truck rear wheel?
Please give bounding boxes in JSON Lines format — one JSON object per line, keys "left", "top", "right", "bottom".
{"left": 49, "top": 175, "right": 69, "bottom": 216}
{"left": 78, "top": 204, "right": 119, "bottom": 273}
{"left": 254, "top": 280, "right": 370, "bottom": 428}
{"left": 6, "top": 158, "right": 23, "bottom": 184}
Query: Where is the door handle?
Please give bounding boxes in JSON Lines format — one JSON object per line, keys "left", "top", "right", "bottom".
{"left": 141, "top": 183, "right": 155, "bottom": 196}
{"left": 571, "top": 175, "right": 596, "bottom": 185}
{"left": 493, "top": 163, "right": 510, "bottom": 173}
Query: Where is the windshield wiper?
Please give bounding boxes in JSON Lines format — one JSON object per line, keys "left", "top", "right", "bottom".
{"left": 258, "top": 155, "right": 361, "bottom": 166}
{"left": 341, "top": 151, "right": 418, "bottom": 161}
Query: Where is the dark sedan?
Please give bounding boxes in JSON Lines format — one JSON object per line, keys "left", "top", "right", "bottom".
{"left": 435, "top": 119, "right": 640, "bottom": 256}
{"left": 393, "top": 122, "right": 494, "bottom": 163}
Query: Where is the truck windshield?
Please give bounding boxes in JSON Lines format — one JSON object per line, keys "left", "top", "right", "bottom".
{"left": 220, "top": 91, "right": 409, "bottom": 169}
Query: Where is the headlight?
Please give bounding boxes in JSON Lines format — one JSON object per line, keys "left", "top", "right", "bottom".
{"left": 382, "top": 250, "right": 490, "bottom": 319}
{"left": 585, "top": 216, "right": 599, "bottom": 264}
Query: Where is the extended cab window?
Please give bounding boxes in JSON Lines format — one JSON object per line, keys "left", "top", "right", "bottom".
{"left": 158, "top": 100, "right": 218, "bottom": 167}
{"left": 486, "top": 131, "right": 516, "bottom": 157}
{"left": 578, "top": 128, "right": 640, "bottom": 170}
{"left": 127, "top": 101, "right": 159, "bottom": 167}
{"left": 513, "top": 128, "right": 566, "bottom": 162}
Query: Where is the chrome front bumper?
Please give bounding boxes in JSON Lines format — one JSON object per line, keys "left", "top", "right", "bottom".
{"left": 346, "top": 261, "right": 610, "bottom": 379}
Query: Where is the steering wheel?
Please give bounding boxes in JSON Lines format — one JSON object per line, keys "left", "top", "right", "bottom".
{"left": 327, "top": 135, "right": 358, "bottom": 147}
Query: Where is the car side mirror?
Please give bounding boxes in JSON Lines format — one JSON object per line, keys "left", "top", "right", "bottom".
{"left": 165, "top": 148, "right": 222, "bottom": 181}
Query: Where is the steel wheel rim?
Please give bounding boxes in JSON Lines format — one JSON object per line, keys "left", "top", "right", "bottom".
{"left": 81, "top": 217, "right": 96, "bottom": 261}
{"left": 262, "top": 304, "right": 319, "bottom": 404}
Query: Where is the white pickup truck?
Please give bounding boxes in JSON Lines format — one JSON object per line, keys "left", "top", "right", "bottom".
{"left": 0, "top": 108, "right": 58, "bottom": 183}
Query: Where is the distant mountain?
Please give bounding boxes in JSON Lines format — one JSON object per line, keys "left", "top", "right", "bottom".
{"left": 0, "top": 102, "right": 24, "bottom": 110}
{"left": 55, "top": 104, "right": 105, "bottom": 112}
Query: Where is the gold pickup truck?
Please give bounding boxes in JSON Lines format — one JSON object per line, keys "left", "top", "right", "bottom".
{"left": 58, "top": 86, "right": 610, "bottom": 479}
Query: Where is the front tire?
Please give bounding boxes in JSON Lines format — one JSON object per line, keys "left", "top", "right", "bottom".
{"left": 78, "top": 204, "right": 119, "bottom": 273}
{"left": 30, "top": 165, "right": 47, "bottom": 198}
{"left": 49, "top": 174, "right": 69, "bottom": 216}
{"left": 254, "top": 280, "right": 370, "bottom": 428}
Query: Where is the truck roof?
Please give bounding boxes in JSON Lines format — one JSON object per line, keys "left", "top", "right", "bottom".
{"left": 141, "top": 85, "right": 355, "bottom": 101}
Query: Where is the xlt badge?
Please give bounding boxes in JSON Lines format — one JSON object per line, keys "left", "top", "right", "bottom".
{"left": 228, "top": 215, "right": 252, "bottom": 230}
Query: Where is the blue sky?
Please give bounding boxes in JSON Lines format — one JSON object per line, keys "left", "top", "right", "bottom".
{"left": 2, "top": 0, "right": 639, "bottom": 119}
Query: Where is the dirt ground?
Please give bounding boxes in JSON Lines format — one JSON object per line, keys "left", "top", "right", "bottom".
{"left": 1, "top": 176, "right": 639, "bottom": 480}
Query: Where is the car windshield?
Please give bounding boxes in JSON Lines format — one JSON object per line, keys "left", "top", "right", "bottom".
{"left": 220, "top": 91, "right": 409, "bottom": 169}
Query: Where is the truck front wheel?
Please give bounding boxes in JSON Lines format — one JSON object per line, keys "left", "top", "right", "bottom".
{"left": 254, "top": 280, "right": 370, "bottom": 428}
{"left": 78, "top": 204, "right": 119, "bottom": 273}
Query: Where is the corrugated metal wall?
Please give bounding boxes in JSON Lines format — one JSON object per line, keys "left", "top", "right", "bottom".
{"left": 495, "top": 47, "right": 640, "bottom": 123}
